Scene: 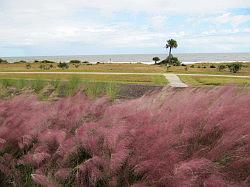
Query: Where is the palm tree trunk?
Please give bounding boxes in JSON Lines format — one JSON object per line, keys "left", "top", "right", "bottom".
{"left": 169, "top": 47, "right": 172, "bottom": 57}
{"left": 168, "top": 47, "right": 172, "bottom": 63}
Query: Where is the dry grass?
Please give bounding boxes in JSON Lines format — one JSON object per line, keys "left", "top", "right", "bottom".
{"left": 167, "top": 62, "right": 250, "bottom": 75}
{"left": 1, "top": 62, "right": 250, "bottom": 75}
{"left": 0, "top": 63, "right": 166, "bottom": 73}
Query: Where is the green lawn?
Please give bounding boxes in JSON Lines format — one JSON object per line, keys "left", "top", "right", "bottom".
{"left": 179, "top": 75, "right": 250, "bottom": 86}
{"left": 0, "top": 73, "right": 168, "bottom": 86}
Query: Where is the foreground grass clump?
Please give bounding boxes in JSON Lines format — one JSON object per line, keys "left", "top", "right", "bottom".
{"left": 0, "top": 87, "right": 249, "bottom": 186}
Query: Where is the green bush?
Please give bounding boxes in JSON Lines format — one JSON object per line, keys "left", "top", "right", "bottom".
{"left": 160, "top": 56, "right": 181, "bottom": 66}
{"left": 227, "top": 63, "right": 243, "bottom": 73}
{"left": 218, "top": 64, "right": 226, "bottom": 72}
{"left": 40, "top": 60, "right": 56, "bottom": 64}
{"left": 58, "top": 62, "right": 69, "bottom": 69}
{"left": 152, "top": 57, "right": 160, "bottom": 64}
{"left": 69, "top": 60, "right": 81, "bottom": 64}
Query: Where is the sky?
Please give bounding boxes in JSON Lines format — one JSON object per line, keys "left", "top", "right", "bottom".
{"left": 0, "top": 0, "right": 250, "bottom": 57}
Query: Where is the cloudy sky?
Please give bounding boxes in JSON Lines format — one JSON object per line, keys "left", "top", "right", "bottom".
{"left": 0, "top": 0, "right": 250, "bottom": 56}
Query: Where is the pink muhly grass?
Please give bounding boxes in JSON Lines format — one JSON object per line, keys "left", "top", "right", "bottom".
{"left": 0, "top": 87, "right": 249, "bottom": 186}
{"left": 31, "top": 174, "right": 55, "bottom": 187}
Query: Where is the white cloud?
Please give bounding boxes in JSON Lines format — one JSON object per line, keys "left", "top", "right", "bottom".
{"left": 150, "top": 15, "right": 167, "bottom": 29}
{"left": 0, "top": 0, "right": 250, "bottom": 55}
{"left": 214, "top": 13, "right": 250, "bottom": 26}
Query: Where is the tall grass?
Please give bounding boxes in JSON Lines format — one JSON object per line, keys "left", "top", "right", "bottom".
{"left": 0, "top": 78, "right": 119, "bottom": 99}
{"left": 31, "top": 79, "right": 46, "bottom": 93}
{"left": 65, "top": 76, "right": 81, "bottom": 96}
{"left": 84, "top": 81, "right": 118, "bottom": 99}
{"left": 0, "top": 87, "right": 249, "bottom": 186}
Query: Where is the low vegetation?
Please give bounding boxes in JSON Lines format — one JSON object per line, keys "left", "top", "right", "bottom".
{"left": 179, "top": 75, "right": 250, "bottom": 86}
{"left": 0, "top": 74, "right": 167, "bottom": 85}
{"left": 0, "top": 78, "right": 120, "bottom": 100}
{"left": 0, "top": 87, "right": 249, "bottom": 186}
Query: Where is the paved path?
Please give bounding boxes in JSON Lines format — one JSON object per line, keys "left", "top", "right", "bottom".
{"left": 164, "top": 74, "right": 188, "bottom": 88}
{"left": 0, "top": 72, "right": 250, "bottom": 88}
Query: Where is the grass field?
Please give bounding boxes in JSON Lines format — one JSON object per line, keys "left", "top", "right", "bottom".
{"left": 179, "top": 75, "right": 250, "bottom": 86}
{"left": 0, "top": 73, "right": 167, "bottom": 85}
{"left": 0, "top": 63, "right": 166, "bottom": 73}
{"left": 167, "top": 62, "right": 250, "bottom": 75}
{"left": 0, "top": 62, "right": 250, "bottom": 75}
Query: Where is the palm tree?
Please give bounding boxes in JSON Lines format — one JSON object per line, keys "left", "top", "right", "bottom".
{"left": 166, "top": 39, "right": 178, "bottom": 58}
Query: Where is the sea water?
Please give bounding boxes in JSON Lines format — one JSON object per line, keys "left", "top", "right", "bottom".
{"left": 2, "top": 53, "right": 250, "bottom": 64}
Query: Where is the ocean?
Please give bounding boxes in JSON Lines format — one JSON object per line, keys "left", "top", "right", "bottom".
{"left": 2, "top": 53, "right": 250, "bottom": 64}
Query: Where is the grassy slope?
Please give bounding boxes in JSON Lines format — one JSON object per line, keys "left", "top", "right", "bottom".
{"left": 179, "top": 75, "right": 250, "bottom": 86}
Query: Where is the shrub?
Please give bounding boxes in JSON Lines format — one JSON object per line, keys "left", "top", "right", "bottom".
{"left": 58, "top": 62, "right": 69, "bottom": 69}
{"left": 0, "top": 87, "right": 249, "bottom": 186}
{"left": 40, "top": 60, "right": 56, "bottom": 64}
{"left": 152, "top": 57, "right": 160, "bottom": 64}
{"left": 218, "top": 64, "right": 226, "bottom": 71}
{"left": 227, "top": 63, "right": 243, "bottom": 73}
{"left": 39, "top": 64, "right": 52, "bottom": 70}
{"left": 210, "top": 65, "right": 216, "bottom": 68}
{"left": 190, "top": 65, "right": 195, "bottom": 68}
{"left": 160, "top": 55, "right": 181, "bottom": 66}
{"left": 69, "top": 60, "right": 81, "bottom": 64}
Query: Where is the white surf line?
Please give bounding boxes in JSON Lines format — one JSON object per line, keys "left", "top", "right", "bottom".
{"left": 164, "top": 74, "right": 188, "bottom": 88}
